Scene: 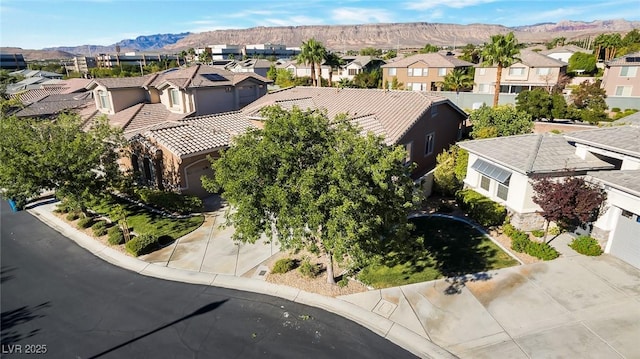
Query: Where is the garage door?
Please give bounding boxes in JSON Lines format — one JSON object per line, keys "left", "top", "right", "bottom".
{"left": 609, "top": 214, "right": 640, "bottom": 269}
{"left": 184, "top": 161, "right": 214, "bottom": 198}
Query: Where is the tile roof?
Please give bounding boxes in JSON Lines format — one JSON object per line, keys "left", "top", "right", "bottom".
{"left": 381, "top": 53, "right": 473, "bottom": 68}
{"left": 122, "top": 103, "right": 190, "bottom": 138}
{"left": 587, "top": 170, "right": 640, "bottom": 197}
{"left": 477, "top": 50, "right": 567, "bottom": 68}
{"left": 459, "top": 133, "right": 614, "bottom": 175}
{"left": 241, "top": 86, "right": 461, "bottom": 144}
{"left": 146, "top": 123, "right": 230, "bottom": 158}
{"left": 606, "top": 52, "right": 640, "bottom": 67}
{"left": 540, "top": 45, "right": 592, "bottom": 55}
{"left": 564, "top": 126, "right": 640, "bottom": 158}
{"left": 150, "top": 65, "right": 271, "bottom": 89}
{"left": 183, "top": 111, "right": 251, "bottom": 136}
{"left": 89, "top": 74, "right": 158, "bottom": 89}
{"left": 14, "top": 92, "right": 94, "bottom": 118}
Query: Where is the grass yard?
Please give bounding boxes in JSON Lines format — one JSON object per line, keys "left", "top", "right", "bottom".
{"left": 358, "top": 216, "right": 518, "bottom": 288}
{"left": 87, "top": 194, "right": 204, "bottom": 242}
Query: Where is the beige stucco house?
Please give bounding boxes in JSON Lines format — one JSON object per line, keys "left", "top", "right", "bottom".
{"left": 473, "top": 50, "right": 567, "bottom": 95}
{"left": 381, "top": 53, "right": 474, "bottom": 91}
{"left": 601, "top": 52, "right": 640, "bottom": 98}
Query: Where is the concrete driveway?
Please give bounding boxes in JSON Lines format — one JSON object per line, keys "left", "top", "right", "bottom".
{"left": 340, "top": 253, "right": 640, "bottom": 358}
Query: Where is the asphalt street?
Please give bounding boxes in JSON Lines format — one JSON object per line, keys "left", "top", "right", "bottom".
{"left": 0, "top": 201, "right": 416, "bottom": 359}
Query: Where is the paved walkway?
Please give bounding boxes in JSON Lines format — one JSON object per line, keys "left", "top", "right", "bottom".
{"left": 26, "top": 199, "right": 640, "bottom": 359}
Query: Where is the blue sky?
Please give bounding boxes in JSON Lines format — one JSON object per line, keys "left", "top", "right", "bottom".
{"left": 1, "top": 0, "right": 639, "bottom": 49}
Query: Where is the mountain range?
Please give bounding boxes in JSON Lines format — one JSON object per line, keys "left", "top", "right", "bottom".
{"left": 4, "top": 19, "right": 639, "bottom": 61}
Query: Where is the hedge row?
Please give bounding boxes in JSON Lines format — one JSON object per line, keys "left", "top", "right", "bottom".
{"left": 125, "top": 234, "right": 159, "bottom": 257}
{"left": 135, "top": 188, "right": 203, "bottom": 214}
{"left": 456, "top": 189, "right": 506, "bottom": 227}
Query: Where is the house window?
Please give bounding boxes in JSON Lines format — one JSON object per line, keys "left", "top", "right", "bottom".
{"left": 98, "top": 90, "right": 110, "bottom": 110}
{"left": 620, "top": 67, "right": 637, "bottom": 77}
{"left": 615, "top": 86, "right": 633, "bottom": 96}
{"left": 408, "top": 68, "right": 426, "bottom": 76}
{"left": 425, "top": 132, "right": 435, "bottom": 156}
{"left": 348, "top": 68, "right": 358, "bottom": 76}
{"left": 497, "top": 182, "right": 509, "bottom": 200}
{"left": 404, "top": 142, "right": 412, "bottom": 164}
{"left": 143, "top": 157, "right": 153, "bottom": 183}
{"left": 480, "top": 176, "right": 490, "bottom": 191}
{"left": 131, "top": 154, "right": 139, "bottom": 174}
{"left": 431, "top": 105, "right": 438, "bottom": 118}
{"left": 509, "top": 67, "right": 525, "bottom": 76}
{"left": 388, "top": 68, "right": 396, "bottom": 76}
{"left": 411, "top": 83, "right": 427, "bottom": 91}
{"left": 169, "top": 88, "right": 181, "bottom": 108}
{"left": 438, "top": 68, "right": 447, "bottom": 76}
{"left": 537, "top": 68, "right": 550, "bottom": 75}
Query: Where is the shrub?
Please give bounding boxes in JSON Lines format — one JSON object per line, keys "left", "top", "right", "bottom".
{"left": 66, "top": 212, "right": 80, "bottom": 221}
{"left": 136, "top": 188, "right": 203, "bottom": 214}
{"left": 77, "top": 216, "right": 94, "bottom": 229}
{"left": 510, "top": 231, "right": 530, "bottom": 253}
{"left": 550, "top": 129, "right": 562, "bottom": 134}
{"left": 525, "top": 241, "right": 560, "bottom": 260}
{"left": 531, "top": 229, "right": 545, "bottom": 238}
{"left": 456, "top": 189, "right": 507, "bottom": 227}
{"left": 569, "top": 235, "right": 603, "bottom": 256}
{"left": 549, "top": 226, "right": 562, "bottom": 236}
{"left": 272, "top": 258, "right": 296, "bottom": 274}
{"left": 92, "top": 221, "right": 108, "bottom": 236}
{"left": 298, "top": 257, "right": 321, "bottom": 278}
{"left": 502, "top": 223, "right": 517, "bottom": 237}
{"left": 125, "top": 234, "right": 159, "bottom": 256}
{"left": 337, "top": 277, "right": 349, "bottom": 288}
{"left": 611, "top": 107, "right": 621, "bottom": 112}
{"left": 107, "top": 227, "right": 124, "bottom": 245}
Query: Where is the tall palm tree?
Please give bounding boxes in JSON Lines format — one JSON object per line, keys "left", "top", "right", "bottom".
{"left": 179, "top": 50, "right": 188, "bottom": 66}
{"left": 481, "top": 32, "right": 521, "bottom": 107}
{"left": 323, "top": 52, "right": 343, "bottom": 87}
{"left": 298, "top": 38, "right": 327, "bottom": 87}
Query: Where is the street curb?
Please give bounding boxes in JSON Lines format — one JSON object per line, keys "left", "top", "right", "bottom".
{"left": 28, "top": 205, "right": 457, "bottom": 359}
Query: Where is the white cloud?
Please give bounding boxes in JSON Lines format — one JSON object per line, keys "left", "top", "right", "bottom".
{"left": 331, "top": 7, "right": 393, "bottom": 24}
{"left": 405, "top": 0, "right": 495, "bottom": 10}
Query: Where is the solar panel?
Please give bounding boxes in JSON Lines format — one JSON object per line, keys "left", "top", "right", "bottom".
{"left": 201, "top": 74, "right": 227, "bottom": 81}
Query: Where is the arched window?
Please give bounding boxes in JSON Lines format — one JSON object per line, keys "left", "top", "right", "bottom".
{"left": 131, "top": 154, "right": 139, "bottom": 174}
{"left": 143, "top": 157, "right": 152, "bottom": 182}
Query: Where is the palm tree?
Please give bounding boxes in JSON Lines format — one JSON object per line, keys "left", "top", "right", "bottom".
{"left": 298, "top": 38, "right": 327, "bottom": 87}
{"left": 439, "top": 68, "right": 474, "bottom": 96}
{"left": 323, "top": 52, "right": 343, "bottom": 87}
{"left": 481, "top": 32, "right": 521, "bottom": 107}
{"left": 179, "top": 50, "right": 187, "bottom": 66}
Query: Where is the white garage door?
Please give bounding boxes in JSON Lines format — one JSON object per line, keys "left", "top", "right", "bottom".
{"left": 184, "top": 161, "right": 214, "bottom": 198}
{"left": 609, "top": 214, "right": 640, "bottom": 269}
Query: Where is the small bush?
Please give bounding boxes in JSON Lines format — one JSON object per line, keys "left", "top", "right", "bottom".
{"left": 550, "top": 129, "right": 562, "bottom": 134}
{"left": 272, "top": 258, "right": 296, "bottom": 274}
{"left": 503, "top": 223, "right": 517, "bottom": 237}
{"left": 125, "top": 234, "right": 159, "bottom": 256}
{"left": 611, "top": 107, "right": 621, "bottom": 112}
{"left": 66, "top": 212, "right": 80, "bottom": 221}
{"left": 337, "top": 277, "right": 349, "bottom": 288}
{"left": 531, "top": 229, "right": 545, "bottom": 238}
{"left": 107, "top": 227, "right": 124, "bottom": 245}
{"left": 511, "top": 231, "right": 530, "bottom": 253}
{"left": 92, "top": 220, "right": 107, "bottom": 230}
{"left": 77, "top": 216, "right": 94, "bottom": 229}
{"left": 298, "top": 257, "right": 321, "bottom": 278}
{"left": 549, "top": 226, "right": 562, "bottom": 236}
{"left": 92, "top": 221, "right": 108, "bottom": 236}
{"left": 570, "top": 235, "right": 603, "bottom": 256}
{"left": 456, "top": 189, "right": 506, "bottom": 227}
{"left": 525, "top": 241, "right": 560, "bottom": 260}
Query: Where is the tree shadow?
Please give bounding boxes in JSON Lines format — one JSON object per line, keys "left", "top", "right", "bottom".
{"left": 0, "top": 266, "right": 16, "bottom": 283}
{"left": 1, "top": 302, "right": 50, "bottom": 345}
{"left": 87, "top": 299, "right": 228, "bottom": 359}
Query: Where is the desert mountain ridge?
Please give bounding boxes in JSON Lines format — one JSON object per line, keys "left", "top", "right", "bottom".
{"left": 3, "top": 19, "right": 639, "bottom": 61}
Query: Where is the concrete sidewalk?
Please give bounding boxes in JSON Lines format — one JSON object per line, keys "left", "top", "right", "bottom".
{"left": 26, "top": 200, "right": 640, "bottom": 359}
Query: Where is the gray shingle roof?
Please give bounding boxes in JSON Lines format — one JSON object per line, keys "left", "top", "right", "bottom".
{"left": 459, "top": 133, "right": 614, "bottom": 175}
{"left": 14, "top": 92, "right": 94, "bottom": 118}
{"left": 381, "top": 53, "right": 473, "bottom": 68}
{"left": 587, "top": 170, "right": 640, "bottom": 197}
{"left": 540, "top": 45, "right": 592, "bottom": 55}
{"left": 242, "top": 86, "right": 463, "bottom": 145}
{"left": 89, "top": 74, "right": 157, "bottom": 90}
{"left": 564, "top": 126, "right": 640, "bottom": 158}
{"left": 606, "top": 52, "right": 640, "bottom": 67}
{"left": 150, "top": 65, "right": 271, "bottom": 89}
{"left": 146, "top": 124, "right": 230, "bottom": 158}
{"left": 613, "top": 112, "right": 640, "bottom": 126}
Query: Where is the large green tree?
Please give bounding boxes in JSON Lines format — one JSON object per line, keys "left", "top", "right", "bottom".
{"left": 298, "top": 38, "right": 327, "bottom": 87}
{"left": 569, "top": 80, "right": 608, "bottom": 124}
{"left": 516, "top": 88, "right": 554, "bottom": 121}
{"left": 470, "top": 105, "right": 534, "bottom": 139}
{"left": 439, "top": 68, "right": 474, "bottom": 94}
{"left": 323, "top": 51, "right": 343, "bottom": 87}
{"left": 0, "top": 113, "right": 124, "bottom": 209}
{"left": 203, "top": 106, "right": 418, "bottom": 284}
{"left": 481, "top": 32, "right": 521, "bottom": 107}
{"left": 567, "top": 52, "right": 597, "bottom": 75}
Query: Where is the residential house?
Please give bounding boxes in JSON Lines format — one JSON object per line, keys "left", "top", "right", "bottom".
{"left": 601, "top": 52, "right": 640, "bottom": 98}
{"left": 127, "top": 86, "right": 467, "bottom": 197}
{"left": 6, "top": 70, "right": 66, "bottom": 95}
{"left": 459, "top": 124, "right": 640, "bottom": 269}
{"left": 225, "top": 59, "right": 272, "bottom": 78}
{"left": 380, "top": 53, "right": 474, "bottom": 91}
{"left": 540, "top": 45, "right": 592, "bottom": 63}
{"left": 337, "top": 56, "right": 386, "bottom": 82}
{"left": 473, "top": 50, "right": 567, "bottom": 94}
{"left": 11, "top": 78, "right": 92, "bottom": 104}
{"left": 276, "top": 60, "right": 331, "bottom": 81}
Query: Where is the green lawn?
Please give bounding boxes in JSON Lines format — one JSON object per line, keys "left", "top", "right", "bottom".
{"left": 358, "top": 216, "right": 518, "bottom": 288}
{"left": 87, "top": 194, "right": 204, "bottom": 241}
